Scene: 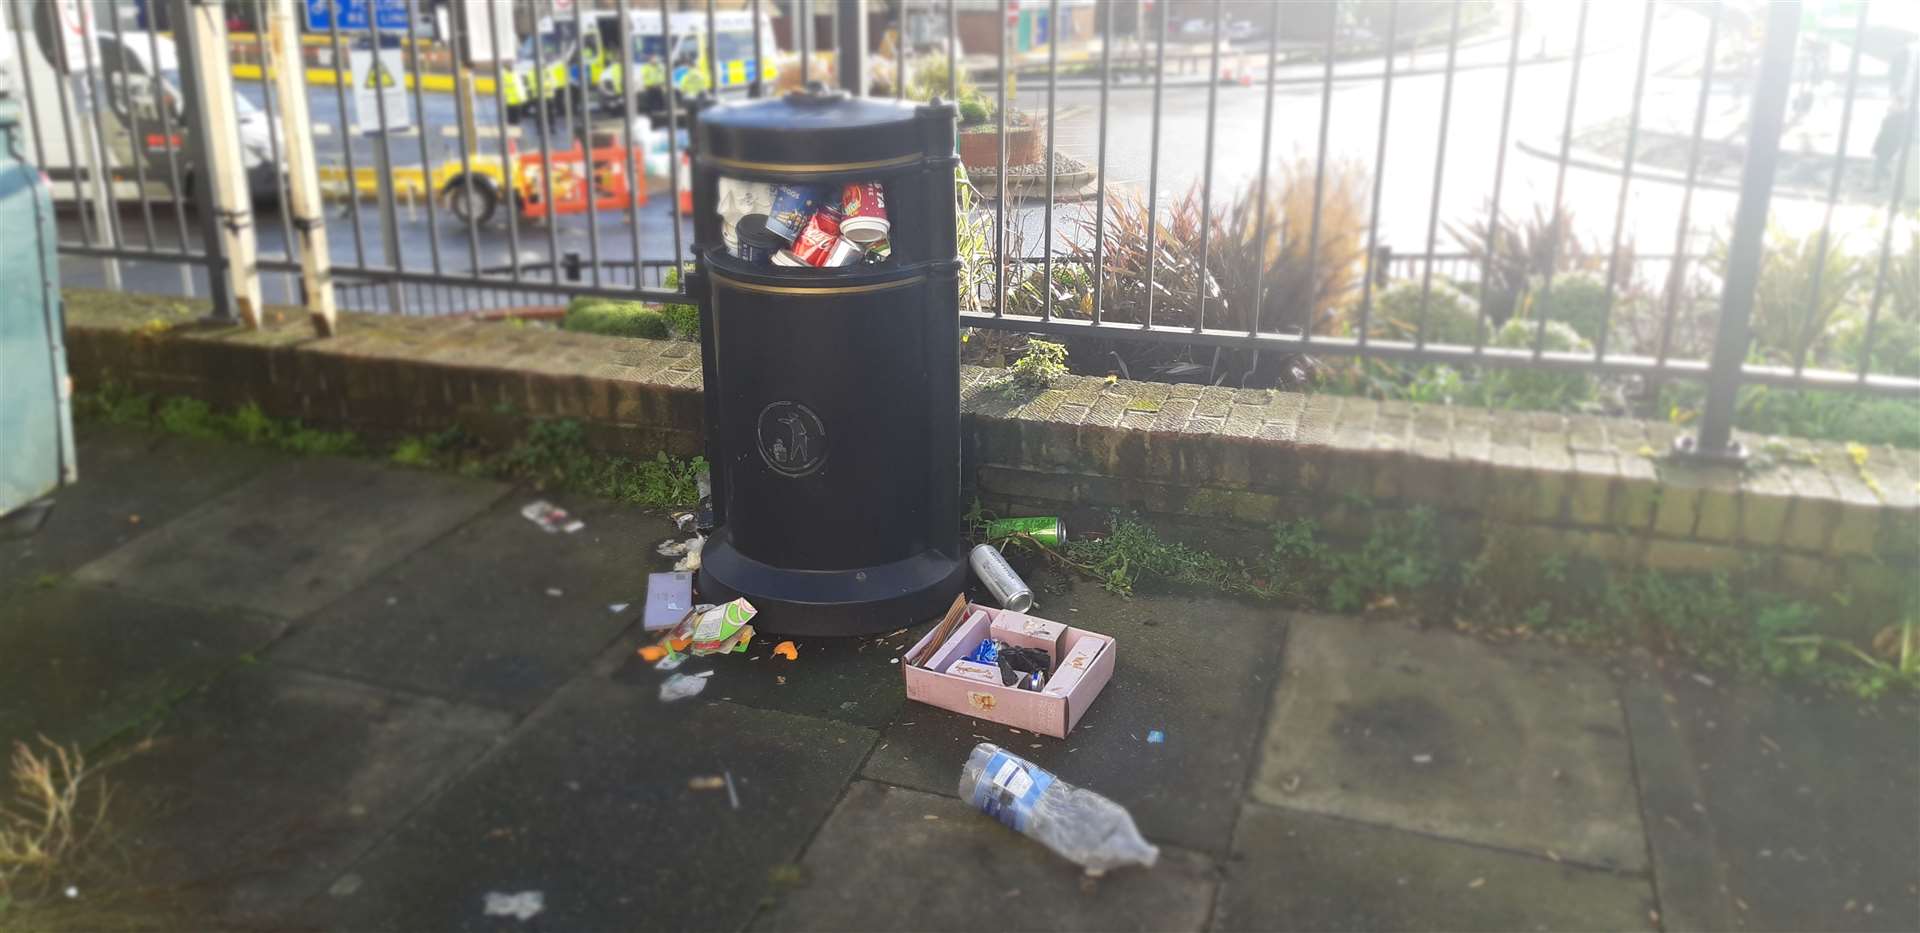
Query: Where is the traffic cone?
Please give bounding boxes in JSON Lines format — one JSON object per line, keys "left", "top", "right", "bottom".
{"left": 676, "top": 151, "right": 693, "bottom": 214}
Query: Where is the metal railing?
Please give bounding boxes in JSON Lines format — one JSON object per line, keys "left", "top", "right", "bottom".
{"left": 19, "top": 0, "right": 1920, "bottom": 460}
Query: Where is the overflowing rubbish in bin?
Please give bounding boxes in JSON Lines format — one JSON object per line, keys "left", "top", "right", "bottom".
{"left": 716, "top": 178, "right": 893, "bottom": 268}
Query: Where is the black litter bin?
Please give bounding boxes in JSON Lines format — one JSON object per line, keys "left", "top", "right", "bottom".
{"left": 689, "top": 87, "right": 965, "bottom": 636}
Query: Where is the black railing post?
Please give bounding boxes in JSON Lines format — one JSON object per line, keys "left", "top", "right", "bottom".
{"left": 837, "top": 0, "right": 867, "bottom": 95}
{"left": 1679, "top": 0, "right": 1801, "bottom": 462}
{"left": 170, "top": 0, "right": 234, "bottom": 322}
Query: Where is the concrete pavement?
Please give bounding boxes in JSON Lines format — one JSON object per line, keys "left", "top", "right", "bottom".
{"left": 2, "top": 423, "right": 1914, "bottom": 931}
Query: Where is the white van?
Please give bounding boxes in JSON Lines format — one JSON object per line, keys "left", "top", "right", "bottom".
{"left": 0, "top": 7, "right": 279, "bottom": 204}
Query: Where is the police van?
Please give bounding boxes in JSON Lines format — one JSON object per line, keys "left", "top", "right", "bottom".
{"left": 0, "top": 7, "right": 279, "bottom": 204}
{"left": 569, "top": 10, "right": 776, "bottom": 117}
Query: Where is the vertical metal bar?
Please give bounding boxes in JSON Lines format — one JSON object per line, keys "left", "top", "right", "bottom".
{"left": 1657, "top": 0, "right": 1721, "bottom": 368}
{"left": 836, "top": 0, "right": 866, "bottom": 93}
{"left": 104, "top": 5, "right": 158, "bottom": 250}
{"left": 1092, "top": 0, "right": 1113, "bottom": 325}
{"left": 486, "top": 2, "right": 522, "bottom": 282}
{"left": 708, "top": 0, "right": 720, "bottom": 97}
{"left": 43, "top": 10, "right": 93, "bottom": 246}
{"left": 993, "top": 0, "right": 1006, "bottom": 317}
{"left": 896, "top": 0, "right": 907, "bottom": 101}
{"left": 1471, "top": 0, "right": 1523, "bottom": 350}
{"left": 801, "top": 0, "right": 811, "bottom": 86}
{"left": 1192, "top": 0, "right": 1221, "bottom": 333}
{"left": 945, "top": 0, "right": 955, "bottom": 99}
{"left": 1857, "top": 64, "right": 1920, "bottom": 381}
{"left": 752, "top": 0, "right": 766, "bottom": 97}
{"left": 618, "top": 0, "right": 643, "bottom": 267}
{"left": 1142, "top": 0, "right": 1166, "bottom": 329}
{"left": 10, "top": 6, "right": 51, "bottom": 225}
{"left": 76, "top": 11, "right": 125, "bottom": 256}
{"left": 407, "top": 0, "right": 443, "bottom": 276}
{"left": 449, "top": 0, "right": 482, "bottom": 276}
{"left": 661, "top": 0, "right": 685, "bottom": 267}
{"left": 367, "top": 13, "right": 406, "bottom": 313}
{"left": 572, "top": 0, "right": 601, "bottom": 287}
{"left": 1794, "top": 3, "right": 1871, "bottom": 376}
{"left": 1534, "top": 0, "right": 1590, "bottom": 356}
{"left": 1041, "top": 0, "right": 1058, "bottom": 322}
{"left": 248, "top": 0, "right": 295, "bottom": 263}
{"left": 1691, "top": 0, "right": 1800, "bottom": 459}
{"left": 532, "top": 1, "right": 563, "bottom": 275}
{"left": 1413, "top": 1, "right": 1462, "bottom": 349}
{"left": 1301, "top": 0, "right": 1340, "bottom": 344}
{"left": 1356, "top": 0, "right": 1399, "bottom": 346}
{"left": 1596, "top": 0, "right": 1658, "bottom": 361}
{"left": 327, "top": 12, "right": 368, "bottom": 267}
{"left": 1247, "top": 0, "right": 1283, "bottom": 338}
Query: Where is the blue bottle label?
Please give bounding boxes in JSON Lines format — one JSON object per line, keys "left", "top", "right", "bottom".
{"left": 971, "top": 751, "right": 1055, "bottom": 833}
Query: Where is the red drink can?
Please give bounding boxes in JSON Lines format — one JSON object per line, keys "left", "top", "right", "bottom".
{"left": 839, "top": 182, "right": 890, "bottom": 245}
{"left": 787, "top": 210, "right": 857, "bottom": 267}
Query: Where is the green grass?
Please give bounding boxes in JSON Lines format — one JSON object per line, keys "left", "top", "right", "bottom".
{"left": 560, "top": 267, "right": 700, "bottom": 341}
{"left": 1031, "top": 508, "right": 1917, "bottom": 699}
{"left": 74, "top": 384, "right": 705, "bottom": 512}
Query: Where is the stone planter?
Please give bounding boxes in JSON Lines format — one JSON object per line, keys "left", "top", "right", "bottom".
{"left": 958, "top": 118, "right": 1042, "bottom": 170}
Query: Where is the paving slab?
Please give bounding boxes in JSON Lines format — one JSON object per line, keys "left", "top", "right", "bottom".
{"left": 0, "top": 425, "right": 277, "bottom": 592}
{"left": 274, "top": 496, "right": 686, "bottom": 713}
{"left": 1251, "top": 616, "right": 1645, "bottom": 870}
{"left": 108, "top": 664, "right": 512, "bottom": 926}
{"left": 0, "top": 584, "right": 280, "bottom": 750}
{"left": 752, "top": 780, "right": 1217, "bottom": 933}
{"left": 860, "top": 570, "right": 1288, "bottom": 856}
{"left": 314, "top": 674, "right": 876, "bottom": 932}
{"left": 1624, "top": 671, "right": 1920, "bottom": 932}
{"left": 73, "top": 457, "right": 507, "bottom": 620}
{"left": 1213, "top": 804, "right": 1654, "bottom": 932}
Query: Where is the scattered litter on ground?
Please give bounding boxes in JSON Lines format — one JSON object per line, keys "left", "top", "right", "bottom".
{"left": 890, "top": 657, "right": 900, "bottom": 664}
{"left": 328, "top": 875, "right": 363, "bottom": 898}
{"left": 609, "top": 603, "right": 630, "bottom": 614}
{"left": 1146, "top": 730, "right": 1164, "bottom": 744}
{"left": 482, "top": 890, "right": 545, "bottom": 921}
{"left": 545, "top": 587, "right": 563, "bottom": 597}
{"left": 672, "top": 536, "right": 708, "bottom": 572}
{"left": 725, "top": 771, "right": 741, "bottom": 810}
{"left": 1691, "top": 672, "right": 1716, "bottom": 687}
{"left": 521, "top": 500, "right": 584, "bottom": 534}
{"left": 689, "top": 775, "right": 726, "bottom": 790}
{"left": 127, "top": 514, "right": 140, "bottom": 525}
{"left": 960, "top": 743, "right": 1157, "bottom": 873}
{"left": 776, "top": 675, "right": 787, "bottom": 685}
{"left": 1412, "top": 753, "right": 1433, "bottom": 764}
{"left": 923, "top": 814, "right": 940, "bottom": 821}
{"left": 660, "top": 671, "right": 713, "bottom": 703}
{"left": 774, "top": 640, "right": 799, "bottom": 660}
{"left": 673, "top": 511, "right": 697, "bottom": 532}
{"left": 639, "top": 645, "right": 667, "bottom": 663}
{"left": 1468, "top": 877, "right": 1486, "bottom": 889}
{"left": 654, "top": 654, "right": 686, "bottom": 672}
{"left": 657, "top": 539, "right": 690, "bottom": 557}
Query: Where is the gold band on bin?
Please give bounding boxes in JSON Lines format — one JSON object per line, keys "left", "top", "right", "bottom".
{"left": 712, "top": 271, "right": 925, "bottom": 296}
{"left": 704, "top": 152, "right": 923, "bottom": 175}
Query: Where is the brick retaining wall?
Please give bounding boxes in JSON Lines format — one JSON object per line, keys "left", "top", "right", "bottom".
{"left": 63, "top": 290, "right": 1919, "bottom": 610}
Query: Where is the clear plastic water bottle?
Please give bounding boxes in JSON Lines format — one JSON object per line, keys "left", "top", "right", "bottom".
{"left": 958, "top": 742, "right": 1159, "bottom": 874}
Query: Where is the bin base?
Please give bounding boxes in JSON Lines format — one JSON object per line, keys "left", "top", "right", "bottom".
{"left": 697, "top": 528, "right": 967, "bottom": 636}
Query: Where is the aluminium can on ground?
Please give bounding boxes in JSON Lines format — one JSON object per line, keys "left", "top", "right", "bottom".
{"left": 985, "top": 516, "right": 1064, "bottom": 549}
{"left": 969, "top": 543, "right": 1034, "bottom": 613}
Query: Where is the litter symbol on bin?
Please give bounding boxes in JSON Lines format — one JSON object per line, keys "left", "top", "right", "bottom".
{"left": 757, "top": 401, "right": 828, "bottom": 477}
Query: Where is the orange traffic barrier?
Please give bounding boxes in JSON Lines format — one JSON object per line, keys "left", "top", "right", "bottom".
{"left": 516, "top": 142, "right": 648, "bottom": 221}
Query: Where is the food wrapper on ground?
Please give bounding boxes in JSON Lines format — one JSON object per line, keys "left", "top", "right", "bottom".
{"left": 682, "top": 598, "right": 758, "bottom": 655}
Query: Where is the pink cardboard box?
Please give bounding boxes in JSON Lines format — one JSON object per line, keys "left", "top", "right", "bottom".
{"left": 988, "top": 611, "right": 1068, "bottom": 667}
{"left": 902, "top": 604, "right": 1116, "bottom": 738}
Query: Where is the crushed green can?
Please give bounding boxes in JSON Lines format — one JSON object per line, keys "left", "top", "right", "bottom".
{"left": 986, "top": 516, "right": 1065, "bottom": 549}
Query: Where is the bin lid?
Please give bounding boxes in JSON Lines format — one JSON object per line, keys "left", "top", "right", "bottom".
{"left": 698, "top": 87, "right": 938, "bottom": 177}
